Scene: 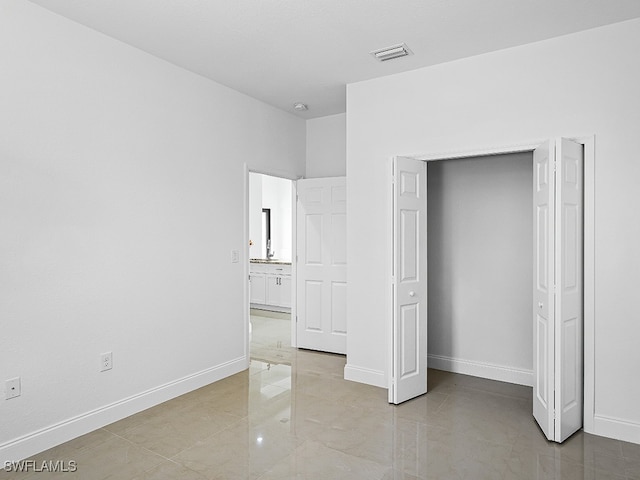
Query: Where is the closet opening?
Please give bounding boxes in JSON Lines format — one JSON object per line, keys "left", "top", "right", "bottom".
{"left": 389, "top": 137, "right": 593, "bottom": 443}
{"left": 426, "top": 152, "right": 534, "bottom": 386}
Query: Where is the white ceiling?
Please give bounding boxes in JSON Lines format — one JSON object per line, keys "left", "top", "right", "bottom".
{"left": 27, "top": 0, "right": 640, "bottom": 119}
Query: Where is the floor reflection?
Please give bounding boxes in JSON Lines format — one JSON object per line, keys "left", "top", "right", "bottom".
{"left": 250, "top": 309, "right": 293, "bottom": 366}
{"left": 7, "top": 342, "right": 639, "bottom": 479}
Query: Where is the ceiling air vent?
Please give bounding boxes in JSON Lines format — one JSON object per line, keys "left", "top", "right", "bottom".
{"left": 370, "top": 43, "right": 413, "bottom": 62}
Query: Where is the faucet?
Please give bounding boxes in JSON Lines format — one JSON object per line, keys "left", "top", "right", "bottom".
{"left": 266, "top": 239, "right": 276, "bottom": 259}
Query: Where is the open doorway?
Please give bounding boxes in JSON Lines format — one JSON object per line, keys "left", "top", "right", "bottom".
{"left": 245, "top": 172, "right": 348, "bottom": 362}
{"left": 248, "top": 172, "right": 294, "bottom": 365}
{"left": 426, "top": 151, "right": 534, "bottom": 386}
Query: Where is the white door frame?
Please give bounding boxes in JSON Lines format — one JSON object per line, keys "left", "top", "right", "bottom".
{"left": 387, "top": 135, "right": 595, "bottom": 433}
{"left": 243, "top": 165, "right": 299, "bottom": 364}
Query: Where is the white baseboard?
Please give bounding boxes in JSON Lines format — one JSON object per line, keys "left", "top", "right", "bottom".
{"left": 589, "top": 415, "right": 640, "bottom": 445}
{"left": 428, "top": 354, "right": 533, "bottom": 387}
{"left": 344, "top": 364, "right": 386, "bottom": 388}
{"left": 0, "top": 356, "right": 247, "bottom": 463}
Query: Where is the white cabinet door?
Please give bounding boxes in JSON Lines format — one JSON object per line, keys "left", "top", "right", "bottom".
{"left": 533, "top": 138, "right": 584, "bottom": 443}
{"left": 296, "top": 177, "right": 347, "bottom": 354}
{"left": 266, "top": 275, "right": 281, "bottom": 306}
{"left": 251, "top": 263, "right": 291, "bottom": 309}
{"left": 390, "top": 157, "right": 428, "bottom": 404}
{"left": 279, "top": 276, "right": 291, "bottom": 308}
{"left": 250, "top": 273, "right": 266, "bottom": 304}
{"left": 266, "top": 275, "right": 292, "bottom": 308}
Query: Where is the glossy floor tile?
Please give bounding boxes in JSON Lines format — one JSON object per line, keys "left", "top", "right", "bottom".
{"left": 3, "top": 318, "right": 639, "bottom": 479}
{"left": 249, "top": 310, "right": 293, "bottom": 366}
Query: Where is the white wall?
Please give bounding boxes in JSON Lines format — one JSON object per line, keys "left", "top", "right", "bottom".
{"left": 261, "top": 175, "right": 292, "bottom": 262}
{"left": 427, "top": 153, "right": 533, "bottom": 384}
{"left": 306, "top": 113, "right": 346, "bottom": 178}
{"left": 249, "top": 173, "right": 264, "bottom": 259}
{"left": 0, "top": 0, "right": 305, "bottom": 461}
{"left": 346, "top": 18, "right": 640, "bottom": 444}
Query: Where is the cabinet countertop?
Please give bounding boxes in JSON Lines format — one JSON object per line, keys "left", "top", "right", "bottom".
{"left": 250, "top": 259, "right": 292, "bottom": 266}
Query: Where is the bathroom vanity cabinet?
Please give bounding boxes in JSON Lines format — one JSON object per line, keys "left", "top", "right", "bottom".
{"left": 249, "top": 261, "right": 291, "bottom": 311}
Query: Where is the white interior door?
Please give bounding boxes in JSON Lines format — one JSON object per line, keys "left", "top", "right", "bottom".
{"left": 533, "top": 140, "right": 556, "bottom": 439}
{"left": 554, "top": 138, "right": 584, "bottom": 442}
{"left": 296, "top": 177, "right": 347, "bottom": 354}
{"left": 390, "top": 157, "right": 427, "bottom": 404}
{"left": 533, "top": 138, "right": 584, "bottom": 442}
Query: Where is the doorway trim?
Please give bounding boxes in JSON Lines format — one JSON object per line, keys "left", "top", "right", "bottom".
{"left": 387, "top": 135, "right": 595, "bottom": 433}
{"left": 243, "top": 164, "right": 299, "bottom": 364}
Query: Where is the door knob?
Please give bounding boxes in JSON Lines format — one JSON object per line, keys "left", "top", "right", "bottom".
{"left": 538, "top": 302, "right": 543, "bottom": 308}
{"left": 409, "top": 291, "right": 416, "bottom": 297}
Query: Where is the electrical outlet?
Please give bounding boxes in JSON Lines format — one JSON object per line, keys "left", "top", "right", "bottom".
{"left": 5, "top": 377, "right": 21, "bottom": 400}
{"left": 231, "top": 250, "right": 239, "bottom": 263}
{"left": 100, "top": 352, "right": 113, "bottom": 372}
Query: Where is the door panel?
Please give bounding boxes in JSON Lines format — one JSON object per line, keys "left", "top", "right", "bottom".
{"left": 401, "top": 210, "right": 418, "bottom": 281}
{"left": 305, "top": 281, "right": 323, "bottom": 331}
{"left": 305, "top": 215, "right": 323, "bottom": 264}
{"left": 296, "top": 177, "right": 347, "bottom": 354}
{"left": 391, "top": 157, "right": 427, "bottom": 404}
{"left": 266, "top": 275, "right": 280, "bottom": 306}
{"left": 555, "top": 138, "right": 584, "bottom": 442}
{"left": 331, "top": 281, "right": 347, "bottom": 334}
{"left": 533, "top": 138, "right": 584, "bottom": 443}
{"left": 400, "top": 304, "right": 419, "bottom": 376}
{"left": 331, "top": 214, "right": 347, "bottom": 265}
{"left": 533, "top": 140, "right": 556, "bottom": 440}
{"left": 250, "top": 274, "right": 266, "bottom": 304}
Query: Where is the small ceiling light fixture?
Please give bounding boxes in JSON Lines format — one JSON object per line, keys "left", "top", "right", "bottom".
{"left": 370, "top": 43, "right": 413, "bottom": 62}
{"left": 293, "top": 102, "right": 308, "bottom": 111}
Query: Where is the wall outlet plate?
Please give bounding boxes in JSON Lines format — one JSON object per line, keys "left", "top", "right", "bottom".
{"left": 5, "top": 377, "right": 21, "bottom": 399}
{"left": 100, "top": 352, "right": 113, "bottom": 372}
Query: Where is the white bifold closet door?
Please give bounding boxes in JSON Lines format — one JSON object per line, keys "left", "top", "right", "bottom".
{"left": 533, "top": 138, "right": 584, "bottom": 443}
{"left": 390, "top": 156, "right": 428, "bottom": 404}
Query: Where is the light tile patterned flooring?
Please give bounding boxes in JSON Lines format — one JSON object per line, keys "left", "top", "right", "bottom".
{"left": 3, "top": 314, "right": 639, "bottom": 479}
{"left": 249, "top": 309, "right": 292, "bottom": 365}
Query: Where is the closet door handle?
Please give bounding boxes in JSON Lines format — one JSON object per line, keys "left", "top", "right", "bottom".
{"left": 409, "top": 291, "right": 416, "bottom": 297}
